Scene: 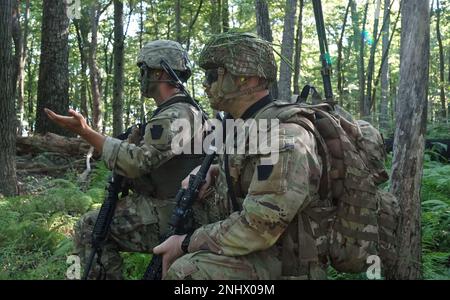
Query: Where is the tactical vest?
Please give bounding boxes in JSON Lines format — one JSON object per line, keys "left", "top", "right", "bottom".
{"left": 128, "top": 98, "right": 206, "bottom": 200}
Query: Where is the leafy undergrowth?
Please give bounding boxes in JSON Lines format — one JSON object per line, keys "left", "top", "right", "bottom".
{"left": 1, "top": 156, "right": 449, "bottom": 280}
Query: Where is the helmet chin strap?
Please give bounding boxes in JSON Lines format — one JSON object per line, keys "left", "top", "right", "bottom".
{"left": 223, "top": 84, "right": 267, "bottom": 100}
{"left": 215, "top": 67, "right": 267, "bottom": 101}
{"left": 141, "top": 68, "right": 179, "bottom": 98}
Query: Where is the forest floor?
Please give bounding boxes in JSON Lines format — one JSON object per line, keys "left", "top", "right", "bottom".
{"left": 0, "top": 153, "right": 449, "bottom": 280}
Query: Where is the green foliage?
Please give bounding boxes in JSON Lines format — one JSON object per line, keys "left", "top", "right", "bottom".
{"left": 122, "top": 252, "right": 152, "bottom": 280}
{"left": 421, "top": 158, "right": 450, "bottom": 279}
{"left": 0, "top": 162, "right": 111, "bottom": 279}
{"left": 427, "top": 123, "right": 450, "bottom": 139}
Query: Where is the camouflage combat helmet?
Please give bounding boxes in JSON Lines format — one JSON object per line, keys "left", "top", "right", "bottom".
{"left": 198, "top": 32, "right": 277, "bottom": 82}
{"left": 137, "top": 40, "right": 192, "bottom": 81}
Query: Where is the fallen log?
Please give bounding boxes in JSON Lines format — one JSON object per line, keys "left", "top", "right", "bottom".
{"left": 16, "top": 132, "right": 94, "bottom": 157}
{"left": 17, "top": 161, "right": 97, "bottom": 174}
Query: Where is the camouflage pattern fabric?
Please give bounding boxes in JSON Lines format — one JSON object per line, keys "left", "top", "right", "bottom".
{"left": 101, "top": 95, "right": 202, "bottom": 179}
{"left": 73, "top": 191, "right": 218, "bottom": 280}
{"left": 166, "top": 100, "right": 328, "bottom": 280}
{"left": 73, "top": 95, "right": 216, "bottom": 280}
{"left": 137, "top": 40, "right": 191, "bottom": 74}
{"left": 198, "top": 32, "right": 277, "bottom": 82}
{"left": 166, "top": 249, "right": 281, "bottom": 280}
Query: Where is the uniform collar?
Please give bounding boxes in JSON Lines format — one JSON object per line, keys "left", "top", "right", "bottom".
{"left": 239, "top": 94, "right": 274, "bottom": 120}
{"left": 151, "top": 93, "right": 186, "bottom": 117}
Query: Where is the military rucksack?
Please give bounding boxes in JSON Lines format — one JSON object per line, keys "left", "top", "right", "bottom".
{"left": 255, "top": 101, "right": 400, "bottom": 275}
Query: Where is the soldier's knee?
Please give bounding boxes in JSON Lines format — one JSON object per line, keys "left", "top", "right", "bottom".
{"left": 165, "top": 253, "right": 204, "bottom": 280}
{"left": 74, "top": 210, "right": 99, "bottom": 246}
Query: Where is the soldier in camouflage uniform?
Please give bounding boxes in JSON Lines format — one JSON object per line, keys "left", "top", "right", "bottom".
{"left": 45, "top": 40, "right": 217, "bottom": 279}
{"left": 153, "top": 33, "right": 329, "bottom": 280}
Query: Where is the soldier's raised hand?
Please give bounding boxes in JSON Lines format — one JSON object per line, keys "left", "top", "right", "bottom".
{"left": 44, "top": 108, "right": 90, "bottom": 136}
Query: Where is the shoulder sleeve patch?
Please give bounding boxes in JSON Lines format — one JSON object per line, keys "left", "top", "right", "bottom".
{"left": 150, "top": 124, "right": 164, "bottom": 140}
{"left": 257, "top": 164, "right": 274, "bottom": 181}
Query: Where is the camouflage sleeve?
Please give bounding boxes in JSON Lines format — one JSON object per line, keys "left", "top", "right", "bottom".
{"left": 188, "top": 123, "right": 322, "bottom": 256}
{"left": 101, "top": 103, "right": 202, "bottom": 178}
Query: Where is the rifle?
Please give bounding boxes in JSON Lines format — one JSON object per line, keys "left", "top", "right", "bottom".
{"left": 311, "top": 0, "right": 334, "bottom": 102}
{"left": 82, "top": 173, "right": 124, "bottom": 280}
{"left": 160, "top": 58, "right": 209, "bottom": 123}
{"left": 82, "top": 125, "right": 143, "bottom": 280}
{"left": 142, "top": 143, "right": 218, "bottom": 280}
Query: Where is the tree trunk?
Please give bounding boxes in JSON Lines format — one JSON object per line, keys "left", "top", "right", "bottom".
{"left": 11, "top": 0, "right": 20, "bottom": 95}
{"left": 293, "top": 0, "right": 304, "bottom": 95}
{"left": 0, "top": 0, "right": 18, "bottom": 196}
{"left": 15, "top": 0, "right": 30, "bottom": 136}
{"left": 358, "top": 1, "right": 369, "bottom": 118}
{"left": 139, "top": 0, "right": 147, "bottom": 125}
{"left": 89, "top": 2, "right": 103, "bottom": 131}
{"left": 373, "top": 3, "right": 400, "bottom": 127}
{"left": 350, "top": 0, "right": 363, "bottom": 114}
{"left": 388, "top": 0, "right": 430, "bottom": 280}
{"left": 436, "top": 0, "right": 446, "bottom": 121}
{"left": 364, "top": 0, "right": 382, "bottom": 120}
{"left": 337, "top": 0, "right": 352, "bottom": 106}
{"left": 210, "top": 0, "right": 221, "bottom": 34}
{"left": 255, "top": 0, "right": 278, "bottom": 99}
{"left": 26, "top": 37, "right": 35, "bottom": 133}
{"left": 35, "top": 0, "right": 70, "bottom": 136}
{"left": 175, "top": 0, "right": 181, "bottom": 43}
{"left": 113, "top": 0, "right": 124, "bottom": 137}
{"left": 278, "top": 0, "right": 297, "bottom": 102}
{"left": 222, "top": 0, "right": 230, "bottom": 32}
{"left": 103, "top": 30, "right": 113, "bottom": 134}
{"left": 379, "top": 0, "right": 390, "bottom": 131}
{"left": 74, "top": 19, "right": 89, "bottom": 121}
{"left": 186, "top": 0, "right": 204, "bottom": 52}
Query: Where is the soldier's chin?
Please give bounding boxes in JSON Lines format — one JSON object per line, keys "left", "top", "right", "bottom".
{"left": 208, "top": 97, "right": 223, "bottom": 111}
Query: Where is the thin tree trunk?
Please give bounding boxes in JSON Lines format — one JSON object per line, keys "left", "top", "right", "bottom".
{"left": 255, "top": 0, "right": 278, "bottom": 98}
{"left": 0, "top": 0, "right": 18, "bottom": 196}
{"left": 388, "top": 0, "right": 430, "bottom": 280}
{"left": 26, "top": 37, "right": 35, "bottom": 133}
{"left": 337, "top": 0, "right": 352, "bottom": 106}
{"left": 103, "top": 29, "right": 113, "bottom": 134}
{"left": 89, "top": 2, "right": 103, "bottom": 131}
{"left": 364, "top": 0, "right": 382, "bottom": 120}
{"left": 139, "top": 0, "right": 147, "bottom": 125}
{"left": 372, "top": 3, "right": 400, "bottom": 113}
{"left": 379, "top": 0, "right": 391, "bottom": 131}
{"left": 358, "top": 1, "right": 369, "bottom": 118}
{"left": 149, "top": 0, "right": 158, "bottom": 39}
{"left": 350, "top": 0, "right": 363, "bottom": 114}
{"left": 436, "top": 0, "right": 446, "bottom": 120}
{"left": 210, "top": 0, "right": 221, "bottom": 34}
{"left": 186, "top": 0, "right": 204, "bottom": 52}
{"left": 35, "top": 0, "right": 70, "bottom": 136}
{"left": 11, "top": 0, "right": 20, "bottom": 95}
{"left": 15, "top": 0, "right": 30, "bottom": 136}
{"left": 278, "top": 0, "right": 297, "bottom": 102}
{"left": 74, "top": 20, "right": 89, "bottom": 120}
{"left": 175, "top": 0, "right": 181, "bottom": 43}
{"left": 293, "top": 0, "right": 304, "bottom": 95}
{"left": 113, "top": 0, "right": 124, "bottom": 137}
{"left": 125, "top": 90, "right": 132, "bottom": 129}
{"left": 222, "top": 0, "right": 229, "bottom": 32}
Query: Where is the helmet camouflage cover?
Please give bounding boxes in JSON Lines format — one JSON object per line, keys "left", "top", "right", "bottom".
{"left": 198, "top": 32, "right": 277, "bottom": 82}
{"left": 137, "top": 40, "right": 192, "bottom": 79}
